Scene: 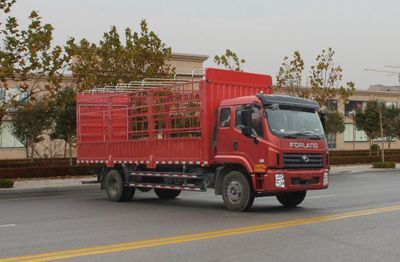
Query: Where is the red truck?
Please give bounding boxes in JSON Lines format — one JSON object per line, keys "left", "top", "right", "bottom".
{"left": 77, "top": 68, "right": 329, "bottom": 211}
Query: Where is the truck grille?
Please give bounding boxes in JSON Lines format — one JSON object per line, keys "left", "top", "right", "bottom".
{"left": 283, "top": 153, "right": 323, "bottom": 169}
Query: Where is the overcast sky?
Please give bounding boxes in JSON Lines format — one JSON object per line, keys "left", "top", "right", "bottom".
{"left": 9, "top": 0, "right": 400, "bottom": 89}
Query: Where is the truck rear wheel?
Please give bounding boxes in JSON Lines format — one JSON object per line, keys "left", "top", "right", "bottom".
{"left": 221, "top": 171, "right": 254, "bottom": 212}
{"left": 105, "top": 170, "right": 135, "bottom": 202}
{"left": 276, "top": 191, "right": 306, "bottom": 207}
{"left": 154, "top": 188, "right": 181, "bottom": 199}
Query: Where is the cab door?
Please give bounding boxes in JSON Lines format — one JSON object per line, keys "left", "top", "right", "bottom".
{"left": 231, "top": 105, "right": 266, "bottom": 168}
{"left": 216, "top": 104, "right": 267, "bottom": 171}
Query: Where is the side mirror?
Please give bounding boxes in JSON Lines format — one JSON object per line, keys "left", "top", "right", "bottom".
{"left": 268, "top": 103, "right": 279, "bottom": 111}
{"left": 242, "top": 127, "right": 252, "bottom": 137}
{"left": 318, "top": 111, "right": 326, "bottom": 130}
{"left": 240, "top": 108, "right": 253, "bottom": 128}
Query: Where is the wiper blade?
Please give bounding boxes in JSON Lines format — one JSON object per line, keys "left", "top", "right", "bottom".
{"left": 283, "top": 134, "right": 299, "bottom": 139}
{"left": 291, "top": 131, "right": 321, "bottom": 140}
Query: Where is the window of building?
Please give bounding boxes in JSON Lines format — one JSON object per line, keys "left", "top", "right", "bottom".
{"left": 235, "top": 106, "right": 264, "bottom": 137}
{"left": 345, "top": 101, "right": 366, "bottom": 116}
{"left": 219, "top": 108, "right": 231, "bottom": 128}
{"left": 385, "top": 101, "right": 398, "bottom": 109}
{"left": 0, "top": 122, "right": 24, "bottom": 148}
{"left": 326, "top": 99, "right": 338, "bottom": 111}
{"left": 0, "top": 87, "right": 29, "bottom": 109}
{"left": 373, "top": 137, "right": 396, "bottom": 143}
{"left": 327, "top": 133, "right": 336, "bottom": 149}
{"left": 344, "top": 124, "right": 368, "bottom": 142}
{"left": 0, "top": 88, "right": 6, "bottom": 101}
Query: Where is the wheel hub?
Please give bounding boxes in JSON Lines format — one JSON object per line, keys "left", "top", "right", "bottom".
{"left": 227, "top": 181, "right": 242, "bottom": 203}
{"left": 109, "top": 177, "right": 119, "bottom": 196}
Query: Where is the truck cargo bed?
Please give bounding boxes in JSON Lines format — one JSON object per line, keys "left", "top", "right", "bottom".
{"left": 77, "top": 68, "right": 272, "bottom": 168}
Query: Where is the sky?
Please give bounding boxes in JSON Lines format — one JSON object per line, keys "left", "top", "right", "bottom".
{"left": 8, "top": 0, "right": 400, "bottom": 89}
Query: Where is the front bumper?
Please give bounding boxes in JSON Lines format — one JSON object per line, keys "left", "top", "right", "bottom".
{"left": 252, "top": 168, "right": 329, "bottom": 193}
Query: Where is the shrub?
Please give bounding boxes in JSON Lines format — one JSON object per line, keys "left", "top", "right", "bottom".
{"left": 370, "top": 144, "right": 379, "bottom": 151}
{"left": 0, "top": 179, "right": 14, "bottom": 188}
{"left": 372, "top": 162, "right": 396, "bottom": 169}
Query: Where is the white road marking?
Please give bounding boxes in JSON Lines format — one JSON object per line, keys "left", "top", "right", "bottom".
{"left": 0, "top": 224, "right": 16, "bottom": 228}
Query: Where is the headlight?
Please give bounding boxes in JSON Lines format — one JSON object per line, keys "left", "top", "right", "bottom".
{"left": 275, "top": 174, "right": 285, "bottom": 188}
{"left": 323, "top": 171, "right": 329, "bottom": 186}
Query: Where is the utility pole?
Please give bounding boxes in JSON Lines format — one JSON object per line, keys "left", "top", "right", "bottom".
{"left": 350, "top": 111, "right": 356, "bottom": 150}
{"left": 379, "top": 106, "right": 385, "bottom": 163}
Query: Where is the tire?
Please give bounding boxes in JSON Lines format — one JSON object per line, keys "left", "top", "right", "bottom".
{"left": 154, "top": 188, "right": 181, "bottom": 199}
{"left": 276, "top": 191, "right": 307, "bottom": 207}
{"left": 221, "top": 171, "right": 254, "bottom": 212}
{"left": 104, "top": 170, "right": 135, "bottom": 202}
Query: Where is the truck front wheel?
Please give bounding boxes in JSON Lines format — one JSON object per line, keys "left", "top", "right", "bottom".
{"left": 222, "top": 171, "right": 254, "bottom": 212}
{"left": 154, "top": 188, "right": 181, "bottom": 199}
{"left": 276, "top": 191, "right": 306, "bottom": 207}
{"left": 104, "top": 170, "right": 135, "bottom": 202}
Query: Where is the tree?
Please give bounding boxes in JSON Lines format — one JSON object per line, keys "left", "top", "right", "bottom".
{"left": 354, "top": 100, "right": 394, "bottom": 161}
{"left": 49, "top": 88, "right": 76, "bottom": 166}
{"left": 355, "top": 101, "right": 379, "bottom": 156}
{"left": 309, "top": 48, "right": 355, "bottom": 108}
{"left": 275, "top": 51, "right": 307, "bottom": 97}
{"left": 11, "top": 101, "right": 51, "bottom": 161}
{"left": 0, "top": 0, "right": 15, "bottom": 14}
{"left": 324, "top": 110, "right": 345, "bottom": 138}
{"left": 383, "top": 105, "right": 399, "bottom": 151}
{"left": 394, "top": 108, "right": 400, "bottom": 140}
{"left": 66, "top": 20, "right": 173, "bottom": 91}
{"left": 214, "top": 49, "right": 246, "bottom": 71}
{"left": 276, "top": 49, "right": 353, "bottom": 147}
{"left": 0, "top": 4, "right": 69, "bottom": 125}
{"left": 276, "top": 49, "right": 355, "bottom": 109}
{"left": 127, "top": 20, "right": 173, "bottom": 80}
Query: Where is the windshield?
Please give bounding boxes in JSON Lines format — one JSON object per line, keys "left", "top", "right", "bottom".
{"left": 265, "top": 106, "right": 325, "bottom": 140}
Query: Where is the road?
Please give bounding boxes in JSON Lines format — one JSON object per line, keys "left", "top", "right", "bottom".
{"left": 1, "top": 170, "right": 400, "bottom": 262}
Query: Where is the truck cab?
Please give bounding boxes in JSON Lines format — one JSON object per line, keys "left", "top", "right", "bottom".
{"left": 215, "top": 93, "right": 329, "bottom": 209}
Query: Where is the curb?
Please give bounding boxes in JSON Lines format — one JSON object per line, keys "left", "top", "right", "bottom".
{"left": 0, "top": 184, "right": 99, "bottom": 195}
{"left": 330, "top": 168, "right": 400, "bottom": 176}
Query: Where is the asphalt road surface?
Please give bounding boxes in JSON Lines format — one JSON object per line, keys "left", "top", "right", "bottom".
{"left": 1, "top": 170, "right": 400, "bottom": 262}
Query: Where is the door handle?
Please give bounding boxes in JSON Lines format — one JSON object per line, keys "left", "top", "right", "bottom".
{"left": 233, "top": 141, "right": 238, "bottom": 151}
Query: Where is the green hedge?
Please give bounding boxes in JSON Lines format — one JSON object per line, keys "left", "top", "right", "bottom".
{"left": 372, "top": 162, "right": 396, "bottom": 168}
{"left": 0, "top": 165, "right": 100, "bottom": 179}
{"left": 330, "top": 149, "right": 400, "bottom": 157}
{"left": 0, "top": 158, "right": 77, "bottom": 168}
{"left": 0, "top": 178, "right": 14, "bottom": 188}
{"left": 330, "top": 155, "right": 400, "bottom": 165}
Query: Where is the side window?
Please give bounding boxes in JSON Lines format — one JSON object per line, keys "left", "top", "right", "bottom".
{"left": 235, "top": 108, "right": 245, "bottom": 128}
{"left": 235, "top": 106, "right": 264, "bottom": 138}
{"left": 219, "top": 108, "right": 231, "bottom": 128}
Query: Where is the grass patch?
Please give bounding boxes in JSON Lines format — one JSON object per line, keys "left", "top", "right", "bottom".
{"left": 0, "top": 178, "right": 14, "bottom": 188}
{"left": 372, "top": 161, "right": 396, "bottom": 169}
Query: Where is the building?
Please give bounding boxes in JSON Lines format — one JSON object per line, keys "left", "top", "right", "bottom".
{"left": 333, "top": 89, "right": 400, "bottom": 151}
{"left": 369, "top": 85, "right": 400, "bottom": 92}
{"left": 0, "top": 52, "right": 209, "bottom": 160}
{"left": 1, "top": 52, "right": 399, "bottom": 159}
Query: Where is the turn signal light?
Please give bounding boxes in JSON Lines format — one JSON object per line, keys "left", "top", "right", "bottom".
{"left": 254, "top": 164, "right": 267, "bottom": 173}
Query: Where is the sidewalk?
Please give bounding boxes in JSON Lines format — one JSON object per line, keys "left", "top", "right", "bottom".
{"left": 0, "top": 175, "right": 99, "bottom": 194}
{"left": 330, "top": 163, "right": 400, "bottom": 175}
